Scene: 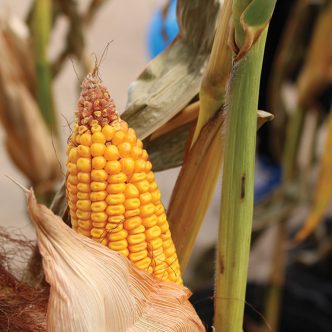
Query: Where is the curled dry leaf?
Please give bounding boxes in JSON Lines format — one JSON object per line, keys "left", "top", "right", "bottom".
{"left": 0, "top": 15, "right": 60, "bottom": 191}
{"left": 27, "top": 190, "right": 205, "bottom": 332}
{"left": 295, "top": 112, "right": 332, "bottom": 242}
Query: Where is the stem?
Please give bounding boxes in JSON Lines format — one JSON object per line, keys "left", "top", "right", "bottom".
{"left": 214, "top": 29, "right": 268, "bottom": 331}
{"left": 31, "top": 0, "right": 58, "bottom": 135}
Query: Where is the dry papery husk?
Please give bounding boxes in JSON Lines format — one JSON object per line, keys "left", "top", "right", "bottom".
{"left": 27, "top": 190, "right": 205, "bottom": 332}
{"left": 0, "top": 15, "right": 60, "bottom": 192}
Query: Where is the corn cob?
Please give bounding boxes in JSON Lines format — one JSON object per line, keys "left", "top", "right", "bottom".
{"left": 65, "top": 72, "right": 182, "bottom": 284}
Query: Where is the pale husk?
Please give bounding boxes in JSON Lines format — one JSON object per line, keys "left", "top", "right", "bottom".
{"left": 27, "top": 190, "right": 205, "bottom": 332}
{"left": 0, "top": 16, "right": 60, "bottom": 191}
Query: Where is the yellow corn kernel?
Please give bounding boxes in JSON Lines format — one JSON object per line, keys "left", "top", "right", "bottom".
{"left": 68, "top": 201, "right": 77, "bottom": 211}
{"left": 151, "top": 190, "right": 161, "bottom": 203}
{"left": 106, "top": 183, "right": 126, "bottom": 194}
{"left": 124, "top": 184, "right": 139, "bottom": 198}
{"left": 68, "top": 193, "right": 77, "bottom": 203}
{"left": 77, "top": 183, "right": 90, "bottom": 193}
{"left": 107, "top": 215, "right": 125, "bottom": 224}
{"left": 78, "top": 219, "right": 92, "bottom": 230}
{"left": 120, "top": 158, "right": 135, "bottom": 175}
{"left": 166, "top": 253, "right": 178, "bottom": 265}
{"left": 129, "top": 225, "right": 145, "bottom": 235}
{"left": 108, "top": 172, "right": 127, "bottom": 184}
{"left": 142, "top": 215, "right": 157, "bottom": 228}
{"left": 67, "top": 162, "right": 78, "bottom": 175}
{"left": 76, "top": 210, "right": 91, "bottom": 220}
{"left": 145, "top": 161, "right": 152, "bottom": 172}
{"left": 118, "top": 249, "right": 129, "bottom": 257}
{"left": 90, "top": 143, "right": 106, "bottom": 157}
{"left": 147, "top": 238, "right": 163, "bottom": 250}
{"left": 124, "top": 208, "right": 140, "bottom": 218}
{"left": 146, "top": 171, "right": 155, "bottom": 182}
{"left": 105, "top": 160, "right": 121, "bottom": 174}
{"left": 90, "top": 228, "right": 107, "bottom": 238}
{"left": 134, "top": 159, "right": 146, "bottom": 172}
{"left": 129, "top": 250, "right": 148, "bottom": 262}
{"left": 130, "top": 172, "right": 146, "bottom": 183}
{"left": 135, "top": 180, "right": 150, "bottom": 193}
{"left": 75, "top": 134, "right": 81, "bottom": 144}
{"left": 162, "top": 238, "right": 172, "bottom": 250}
{"left": 77, "top": 192, "right": 89, "bottom": 200}
{"left": 91, "top": 201, "right": 107, "bottom": 212}
{"left": 141, "top": 149, "right": 148, "bottom": 160}
{"left": 92, "top": 131, "right": 106, "bottom": 144}
{"left": 91, "top": 212, "right": 108, "bottom": 223}
{"left": 140, "top": 192, "right": 152, "bottom": 205}
{"left": 151, "top": 247, "right": 163, "bottom": 258}
{"left": 124, "top": 198, "right": 140, "bottom": 210}
{"left": 164, "top": 245, "right": 176, "bottom": 257}
{"left": 77, "top": 145, "right": 91, "bottom": 158}
{"left": 159, "top": 220, "right": 170, "bottom": 233}
{"left": 128, "top": 233, "right": 146, "bottom": 245}
{"left": 153, "top": 256, "right": 167, "bottom": 270}
{"left": 118, "top": 142, "right": 132, "bottom": 158}
{"left": 104, "top": 145, "right": 119, "bottom": 161}
{"left": 106, "top": 204, "right": 125, "bottom": 216}
{"left": 108, "top": 229, "right": 128, "bottom": 242}
{"left": 129, "top": 242, "right": 147, "bottom": 253}
{"left": 91, "top": 124, "right": 101, "bottom": 133}
{"left": 155, "top": 203, "right": 165, "bottom": 216}
{"left": 106, "top": 222, "right": 124, "bottom": 232}
{"left": 68, "top": 175, "right": 78, "bottom": 185}
{"left": 125, "top": 134, "right": 136, "bottom": 145}
{"left": 145, "top": 225, "right": 161, "bottom": 241}
{"left": 67, "top": 183, "right": 77, "bottom": 194}
{"left": 78, "top": 228, "right": 92, "bottom": 236}
{"left": 140, "top": 203, "right": 155, "bottom": 218}
{"left": 91, "top": 169, "right": 108, "bottom": 182}
{"left": 136, "top": 139, "right": 143, "bottom": 148}
{"left": 149, "top": 181, "right": 158, "bottom": 192}
{"left": 105, "top": 194, "right": 124, "bottom": 206}
{"left": 101, "top": 124, "right": 115, "bottom": 140}
{"left": 68, "top": 148, "right": 79, "bottom": 163}
{"left": 108, "top": 239, "right": 128, "bottom": 251}
{"left": 77, "top": 158, "right": 91, "bottom": 172}
{"left": 91, "top": 182, "right": 107, "bottom": 191}
{"left": 112, "top": 130, "right": 125, "bottom": 145}
{"left": 92, "top": 156, "right": 106, "bottom": 169}
{"left": 77, "top": 172, "right": 91, "bottom": 183}
{"left": 124, "top": 216, "right": 142, "bottom": 231}
{"left": 131, "top": 146, "right": 142, "bottom": 159}
{"left": 135, "top": 257, "right": 151, "bottom": 270}
{"left": 92, "top": 221, "right": 107, "bottom": 229}
{"left": 90, "top": 191, "right": 107, "bottom": 202}
{"left": 76, "top": 200, "right": 91, "bottom": 211}
{"left": 80, "top": 133, "right": 92, "bottom": 146}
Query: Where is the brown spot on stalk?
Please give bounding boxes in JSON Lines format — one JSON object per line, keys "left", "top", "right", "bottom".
{"left": 219, "top": 254, "right": 225, "bottom": 274}
{"left": 241, "top": 174, "right": 246, "bottom": 199}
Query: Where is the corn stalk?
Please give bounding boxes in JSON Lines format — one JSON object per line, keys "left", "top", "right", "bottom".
{"left": 214, "top": 1, "right": 276, "bottom": 330}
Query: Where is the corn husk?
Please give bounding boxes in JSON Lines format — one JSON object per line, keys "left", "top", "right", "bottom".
{"left": 27, "top": 190, "right": 205, "bottom": 332}
{"left": 0, "top": 16, "right": 60, "bottom": 191}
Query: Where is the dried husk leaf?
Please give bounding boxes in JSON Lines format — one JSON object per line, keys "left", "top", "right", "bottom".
{"left": 27, "top": 191, "right": 205, "bottom": 332}
{"left": 295, "top": 111, "right": 332, "bottom": 242}
{"left": 297, "top": 2, "right": 332, "bottom": 107}
{"left": 168, "top": 110, "right": 273, "bottom": 269}
{"left": 0, "top": 16, "right": 60, "bottom": 190}
{"left": 121, "top": 0, "right": 221, "bottom": 140}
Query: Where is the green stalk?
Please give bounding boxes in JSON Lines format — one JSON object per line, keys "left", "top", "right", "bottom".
{"left": 31, "top": 0, "right": 57, "bottom": 135}
{"left": 214, "top": 29, "right": 269, "bottom": 331}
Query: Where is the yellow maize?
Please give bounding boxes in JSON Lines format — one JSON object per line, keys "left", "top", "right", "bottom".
{"left": 66, "top": 73, "right": 182, "bottom": 284}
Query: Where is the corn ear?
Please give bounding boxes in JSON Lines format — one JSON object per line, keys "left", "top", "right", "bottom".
{"left": 65, "top": 72, "right": 182, "bottom": 284}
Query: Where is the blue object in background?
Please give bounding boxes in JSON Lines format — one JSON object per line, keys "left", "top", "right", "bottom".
{"left": 147, "top": 0, "right": 179, "bottom": 58}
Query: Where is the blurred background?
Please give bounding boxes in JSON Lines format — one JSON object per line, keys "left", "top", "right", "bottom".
{"left": 0, "top": 0, "right": 332, "bottom": 331}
